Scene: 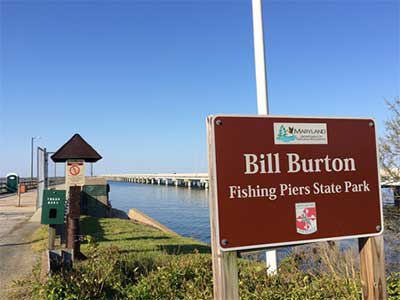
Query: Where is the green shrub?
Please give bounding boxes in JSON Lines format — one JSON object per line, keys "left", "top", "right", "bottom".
{"left": 387, "top": 272, "right": 400, "bottom": 300}
{"left": 126, "top": 254, "right": 213, "bottom": 300}
{"left": 23, "top": 243, "right": 399, "bottom": 300}
{"left": 15, "top": 217, "right": 400, "bottom": 299}
{"left": 29, "top": 246, "right": 168, "bottom": 300}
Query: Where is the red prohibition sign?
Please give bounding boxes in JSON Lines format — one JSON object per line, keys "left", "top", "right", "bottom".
{"left": 69, "top": 164, "right": 81, "bottom": 176}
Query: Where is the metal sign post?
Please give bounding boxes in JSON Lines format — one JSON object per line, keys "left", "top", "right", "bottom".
{"left": 36, "top": 147, "right": 49, "bottom": 209}
{"left": 252, "top": 0, "right": 269, "bottom": 115}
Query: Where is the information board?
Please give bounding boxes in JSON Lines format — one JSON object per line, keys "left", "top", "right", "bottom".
{"left": 65, "top": 159, "right": 85, "bottom": 187}
{"left": 208, "top": 116, "right": 383, "bottom": 251}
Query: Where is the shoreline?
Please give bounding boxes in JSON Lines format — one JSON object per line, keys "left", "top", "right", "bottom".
{"left": 128, "top": 208, "right": 178, "bottom": 236}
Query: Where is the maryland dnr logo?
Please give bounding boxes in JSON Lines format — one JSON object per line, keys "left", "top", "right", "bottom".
{"left": 295, "top": 202, "right": 317, "bottom": 235}
{"left": 273, "top": 123, "right": 328, "bottom": 145}
{"left": 276, "top": 125, "right": 296, "bottom": 142}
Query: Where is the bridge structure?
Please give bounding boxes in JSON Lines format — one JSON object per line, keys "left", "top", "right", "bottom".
{"left": 102, "top": 173, "right": 209, "bottom": 189}
{"left": 101, "top": 174, "right": 400, "bottom": 206}
{"left": 103, "top": 174, "right": 400, "bottom": 189}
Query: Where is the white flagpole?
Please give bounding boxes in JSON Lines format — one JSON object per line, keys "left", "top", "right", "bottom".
{"left": 252, "top": 0, "right": 269, "bottom": 115}
{"left": 251, "top": 0, "right": 277, "bottom": 274}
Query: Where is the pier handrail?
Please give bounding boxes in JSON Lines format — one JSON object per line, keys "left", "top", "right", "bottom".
{"left": 102, "top": 173, "right": 400, "bottom": 189}
{"left": 103, "top": 173, "right": 208, "bottom": 180}
{"left": 0, "top": 177, "right": 65, "bottom": 195}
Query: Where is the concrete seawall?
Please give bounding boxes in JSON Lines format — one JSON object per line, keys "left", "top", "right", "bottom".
{"left": 128, "top": 208, "right": 178, "bottom": 236}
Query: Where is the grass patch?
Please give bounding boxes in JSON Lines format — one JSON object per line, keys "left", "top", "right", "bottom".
{"left": 30, "top": 216, "right": 210, "bottom": 255}
{"left": 15, "top": 214, "right": 400, "bottom": 300}
{"left": 30, "top": 225, "right": 48, "bottom": 252}
{"left": 79, "top": 217, "right": 210, "bottom": 255}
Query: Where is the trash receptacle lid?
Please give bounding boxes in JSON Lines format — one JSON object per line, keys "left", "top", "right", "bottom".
{"left": 6, "top": 173, "right": 18, "bottom": 178}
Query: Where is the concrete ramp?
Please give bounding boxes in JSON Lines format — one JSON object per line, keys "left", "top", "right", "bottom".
{"left": 128, "top": 208, "right": 177, "bottom": 235}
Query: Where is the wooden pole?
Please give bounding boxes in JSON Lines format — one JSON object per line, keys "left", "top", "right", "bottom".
{"left": 67, "top": 186, "right": 82, "bottom": 259}
{"left": 48, "top": 224, "right": 56, "bottom": 250}
{"left": 358, "top": 235, "right": 387, "bottom": 300}
{"left": 17, "top": 184, "right": 21, "bottom": 207}
{"left": 208, "top": 117, "right": 239, "bottom": 300}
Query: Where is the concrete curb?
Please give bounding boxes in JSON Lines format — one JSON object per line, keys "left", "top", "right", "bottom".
{"left": 30, "top": 208, "right": 42, "bottom": 222}
{"left": 128, "top": 208, "right": 178, "bottom": 236}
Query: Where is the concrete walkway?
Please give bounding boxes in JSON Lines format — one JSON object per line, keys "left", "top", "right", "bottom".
{"left": 0, "top": 190, "right": 37, "bottom": 238}
{"left": 0, "top": 190, "right": 40, "bottom": 299}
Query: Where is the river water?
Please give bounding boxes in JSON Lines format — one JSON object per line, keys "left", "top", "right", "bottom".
{"left": 109, "top": 181, "right": 211, "bottom": 242}
{"left": 109, "top": 181, "right": 398, "bottom": 271}
{"left": 109, "top": 181, "right": 395, "bottom": 243}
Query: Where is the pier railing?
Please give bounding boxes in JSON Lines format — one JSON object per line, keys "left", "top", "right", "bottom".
{"left": 103, "top": 173, "right": 209, "bottom": 189}
{"left": 0, "top": 177, "right": 65, "bottom": 195}
{"left": 102, "top": 174, "right": 400, "bottom": 198}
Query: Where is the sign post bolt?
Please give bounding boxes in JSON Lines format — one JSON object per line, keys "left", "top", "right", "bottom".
{"left": 376, "top": 225, "right": 381, "bottom": 231}
{"left": 369, "top": 122, "right": 374, "bottom": 127}
{"left": 221, "top": 239, "right": 229, "bottom": 246}
{"left": 216, "top": 120, "right": 223, "bottom": 126}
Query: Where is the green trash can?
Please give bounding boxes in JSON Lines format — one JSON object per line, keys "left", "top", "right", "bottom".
{"left": 6, "top": 173, "right": 19, "bottom": 193}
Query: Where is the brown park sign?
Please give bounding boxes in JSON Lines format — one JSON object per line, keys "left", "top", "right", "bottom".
{"left": 208, "top": 116, "right": 383, "bottom": 251}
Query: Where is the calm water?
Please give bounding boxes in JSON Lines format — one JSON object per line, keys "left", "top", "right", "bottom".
{"left": 109, "top": 181, "right": 398, "bottom": 270}
{"left": 109, "top": 181, "right": 211, "bottom": 242}
{"left": 108, "top": 181, "right": 395, "bottom": 244}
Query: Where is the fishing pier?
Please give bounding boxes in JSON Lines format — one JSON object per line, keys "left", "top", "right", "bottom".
{"left": 103, "top": 173, "right": 209, "bottom": 189}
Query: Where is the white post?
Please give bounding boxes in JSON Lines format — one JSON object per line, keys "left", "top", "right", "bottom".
{"left": 252, "top": 0, "right": 277, "bottom": 274}
{"left": 252, "top": 0, "right": 269, "bottom": 115}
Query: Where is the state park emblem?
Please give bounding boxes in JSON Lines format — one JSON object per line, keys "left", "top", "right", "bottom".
{"left": 295, "top": 202, "right": 317, "bottom": 235}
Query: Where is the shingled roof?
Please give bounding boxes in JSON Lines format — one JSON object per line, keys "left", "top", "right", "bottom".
{"left": 51, "top": 134, "right": 102, "bottom": 162}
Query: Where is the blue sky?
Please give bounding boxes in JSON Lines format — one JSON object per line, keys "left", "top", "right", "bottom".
{"left": 1, "top": 0, "right": 399, "bottom": 177}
